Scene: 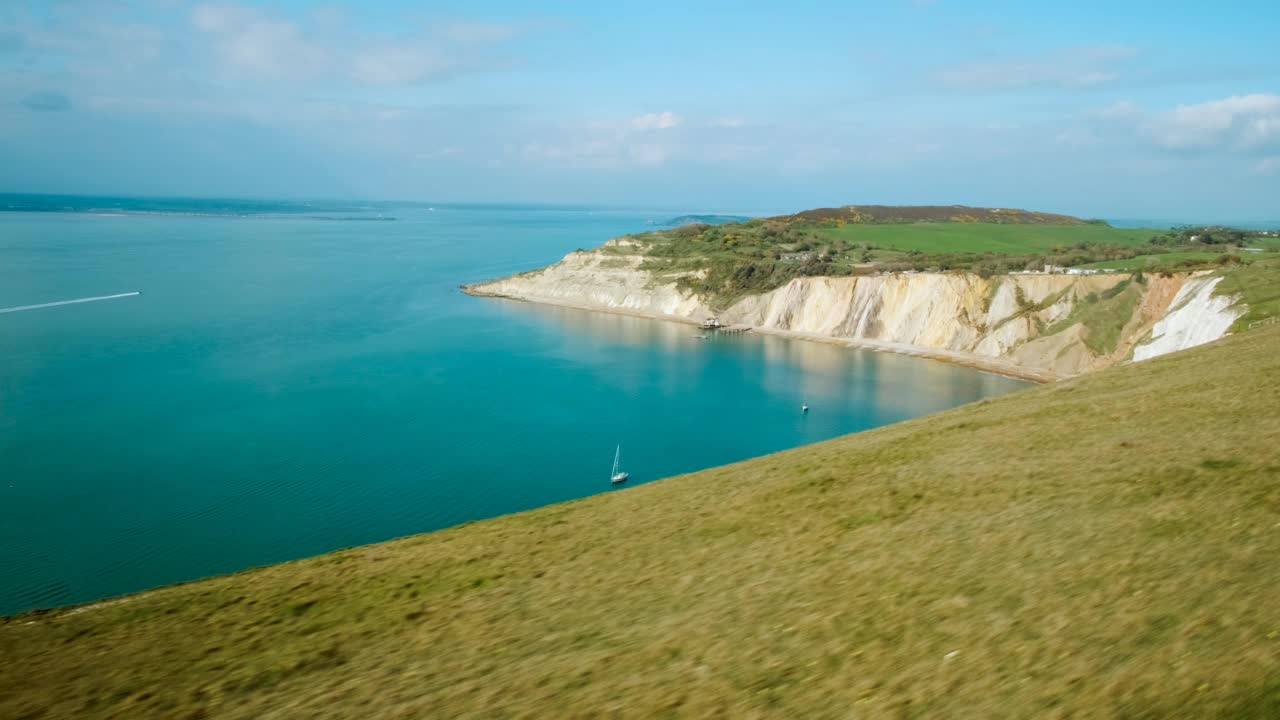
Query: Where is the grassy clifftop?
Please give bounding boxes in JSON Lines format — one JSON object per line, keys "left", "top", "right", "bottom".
{"left": 588, "top": 205, "right": 1277, "bottom": 309}
{"left": 784, "top": 204, "right": 1094, "bottom": 225}
{"left": 629, "top": 213, "right": 1155, "bottom": 309}
{"left": 3, "top": 325, "right": 1279, "bottom": 718}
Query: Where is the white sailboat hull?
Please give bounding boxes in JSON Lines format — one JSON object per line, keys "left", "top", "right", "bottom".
{"left": 610, "top": 445, "right": 628, "bottom": 484}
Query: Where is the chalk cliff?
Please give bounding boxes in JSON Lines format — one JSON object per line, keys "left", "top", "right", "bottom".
{"left": 1132, "top": 276, "right": 1244, "bottom": 362}
{"left": 466, "top": 243, "right": 1244, "bottom": 380}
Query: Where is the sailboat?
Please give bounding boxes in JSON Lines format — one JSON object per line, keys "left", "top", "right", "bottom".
{"left": 610, "top": 445, "right": 629, "bottom": 485}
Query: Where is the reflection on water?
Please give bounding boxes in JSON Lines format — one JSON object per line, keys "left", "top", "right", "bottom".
{"left": 493, "top": 299, "right": 697, "bottom": 351}
{"left": 493, "top": 297, "right": 1028, "bottom": 433}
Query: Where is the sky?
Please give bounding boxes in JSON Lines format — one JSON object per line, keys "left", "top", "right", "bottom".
{"left": 1, "top": 0, "right": 1279, "bottom": 219}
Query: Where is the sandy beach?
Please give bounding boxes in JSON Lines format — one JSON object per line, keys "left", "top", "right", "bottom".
{"left": 463, "top": 285, "right": 1059, "bottom": 384}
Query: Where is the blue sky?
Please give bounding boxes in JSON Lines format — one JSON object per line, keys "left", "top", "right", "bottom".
{"left": 1, "top": 0, "right": 1278, "bottom": 219}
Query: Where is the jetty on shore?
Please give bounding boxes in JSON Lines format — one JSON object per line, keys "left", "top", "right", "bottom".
{"left": 700, "top": 318, "right": 749, "bottom": 334}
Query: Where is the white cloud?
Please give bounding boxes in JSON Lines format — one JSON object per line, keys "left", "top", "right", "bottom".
{"left": 1054, "top": 127, "right": 1098, "bottom": 147}
{"left": 517, "top": 137, "right": 676, "bottom": 170}
{"left": 193, "top": 4, "right": 326, "bottom": 80}
{"left": 191, "top": 3, "right": 520, "bottom": 86}
{"left": 520, "top": 139, "right": 625, "bottom": 168}
{"left": 191, "top": 4, "right": 241, "bottom": 33}
{"left": 1090, "top": 100, "right": 1141, "bottom": 120}
{"left": 935, "top": 46, "right": 1136, "bottom": 92}
{"left": 630, "top": 111, "right": 682, "bottom": 130}
{"left": 516, "top": 111, "right": 687, "bottom": 168}
{"left": 1144, "top": 94, "right": 1280, "bottom": 149}
{"left": 350, "top": 45, "right": 454, "bottom": 86}
{"left": 627, "top": 144, "right": 671, "bottom": 166}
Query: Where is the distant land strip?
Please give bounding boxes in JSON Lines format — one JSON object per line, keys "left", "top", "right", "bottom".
{"left": 0, "top": 292, "right": 140, "bottom": 315}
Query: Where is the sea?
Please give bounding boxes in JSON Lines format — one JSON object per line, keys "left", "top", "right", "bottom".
{"left": 0, "top": 195, "right": 1028, "bottom": 614}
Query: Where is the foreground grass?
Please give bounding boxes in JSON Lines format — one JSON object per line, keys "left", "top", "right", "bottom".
{"left": 3, "top": 327, "right": 1280, "bottom": 718}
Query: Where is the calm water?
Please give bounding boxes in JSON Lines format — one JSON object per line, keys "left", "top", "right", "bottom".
{"left": 0, "top": 199, "right": 1028, "bottom": 614}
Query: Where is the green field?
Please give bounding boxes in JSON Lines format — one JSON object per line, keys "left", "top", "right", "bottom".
{"left": 1076, "top": 251, "right": 1224, "bottom": 270}
{"left": 630, "top": 215, "right": 1163, "bottom": 307}
{"left": 812, "top": 222, "right": 1155, "bottom": 255}
{"left": 4, "top": 324, "right": 1279, "bottom": 718}
{"left": 609, "top": 210, "right": 1274, "bottom": 307}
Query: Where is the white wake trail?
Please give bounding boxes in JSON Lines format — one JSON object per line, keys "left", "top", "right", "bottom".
{"left": 0, "top": 292, "right": 141, "bottom": 315}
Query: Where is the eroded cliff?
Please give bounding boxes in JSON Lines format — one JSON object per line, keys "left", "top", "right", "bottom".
{"left": 466, "top": 243, "right": 1245, "bottom": 379}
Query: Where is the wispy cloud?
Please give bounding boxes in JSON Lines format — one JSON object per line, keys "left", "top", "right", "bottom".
{"left": 193, "top": 3, "right": 327, "bottom": 80}
{"left": 630, "top": 111, "right": 682, "bottom": 130}
{"left": 935, "top": 46, "right": 1137, "bottom": 92}
{"left": 1054, "top": 127, "right": 1098, "bottom": 147}
{"left": 1090, "top": 100, "right": 1141, "bottom": 120}
{"left": 1254, "top": 156, "right": 1280, "bottom": 175}
{"left": 349, "top": 45, "right": 456, "bottom": 86}
{"left": 191, "top": 2, "right": 522, "bottom": 86}
{"left": 1062, "top": 93, "right": 1280, "bottom": 172}
{"left": 1142, "top": 94, "right": 1280, "bottom": 149}
{"left": 519, "top": 112, "right": 685, "bottom": 169}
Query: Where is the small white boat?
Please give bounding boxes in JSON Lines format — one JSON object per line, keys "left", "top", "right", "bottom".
{"left": 610, "top": 445, "right": 629, "bottom": 484}
{"left": 802, "top": 403, "right": 809, "bottom": 413}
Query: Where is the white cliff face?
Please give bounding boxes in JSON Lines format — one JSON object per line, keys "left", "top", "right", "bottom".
{"left": 718, "top": 273, "right": 1127, "bottom": 363}
{"left": 468, "top": 243, "right": 710, "bottom": 320}
{"left": 1132, "top": 275, "right": 1243, "bottom": 362}
{"left": 468, "top": 246, "right": 1245, "bottom": 377}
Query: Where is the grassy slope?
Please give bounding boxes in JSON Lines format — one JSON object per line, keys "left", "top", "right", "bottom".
{"left": 1217, "top": 256, "right": 1280, "bottom": 330}
{"left": 1041, "top": 279, "right": 1142, "bottom": 355}
{"left": 4, "top": 327, "right": 1280, "bottom": 719}
{"left": 812, "top": 223, "right": 1153, "bottom": 255}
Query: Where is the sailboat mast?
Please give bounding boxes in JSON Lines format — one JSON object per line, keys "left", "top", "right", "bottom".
{"left": 612, "top": 445, "right": 620, "bottom": 477}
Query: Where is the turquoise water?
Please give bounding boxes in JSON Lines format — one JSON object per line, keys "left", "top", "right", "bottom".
{"left": 0, "top": 199, "right": 1028, "bottom": 614}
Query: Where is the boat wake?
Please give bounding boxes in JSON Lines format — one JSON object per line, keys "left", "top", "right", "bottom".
{"left": 0, "top": 292, "right": 140, "bottom": 315}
